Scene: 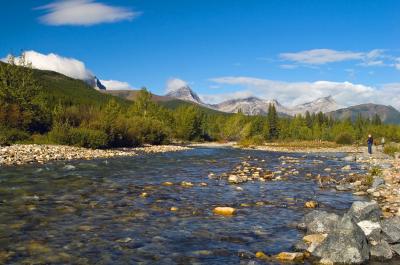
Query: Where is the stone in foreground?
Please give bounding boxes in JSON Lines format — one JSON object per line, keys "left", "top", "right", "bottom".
{"left": 347, "top": 201, "right": 381, "bottom": 223}
{"left": 314, "top": 214, "right": 369, "bottom": 264}
{"left": 300, "top": 210, "right": 340, "bottom": 234}
{"left": 213, "top": 207, "right": 236, "bottom": 216}
{"left": 370, "top": 240, "right": 393, "bottom": 260}
{"left": 381, "top": 216, "right": 400, "bottom": 243}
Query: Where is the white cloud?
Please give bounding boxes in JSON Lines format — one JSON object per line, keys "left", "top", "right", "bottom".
{"left": 37, "top": 0, "right": 140, "bottom": 26}
{"left": 166, "top": 78, "right": 188, "bottom": 92}
{"left": 100, "top": 80, "right": 133, "bottom": 90}
{"left": 5, "top": 50, "right": 94, "bottom": 80}
{"left": 395, "top": 58, "right": 400, "bottom": 70}
{"left": 208, "top": 76, "right": 400, "bottom": 109}
{"left": 280, "top": 49, "right": 364, "bottom": 64}
{"left": 279, "top": 49, "right": 388, "bottom": 67}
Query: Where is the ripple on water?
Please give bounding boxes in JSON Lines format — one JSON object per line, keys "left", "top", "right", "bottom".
{"left": 0, "top": 147, "right": 398, "bottom": 264}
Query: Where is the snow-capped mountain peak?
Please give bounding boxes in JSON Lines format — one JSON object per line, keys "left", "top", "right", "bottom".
{"left": 165, "top": 85, "right": 203, "bottom": 104}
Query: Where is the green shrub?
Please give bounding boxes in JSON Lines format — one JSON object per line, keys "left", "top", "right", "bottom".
{"left": 369, "top": 166, "right": 382, "bottom": 177}
{"left": 335, "top": 133, "right": 354, "bottom": 145}
{"left": 0, "top": 127, "right": 30, "bottom": 145}
{"left": 48, "top": 122, "right": 72, "bottom": 145}
{"left": 69, "top": 128, "right": 108, "bottom": 149}
{"left": 383, "top": 144, "right": 400, "bottom": 157}
{"left": 238, "top": 135, "right": 265, "bottom": 148}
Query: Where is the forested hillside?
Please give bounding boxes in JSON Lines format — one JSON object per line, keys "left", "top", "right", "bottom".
{"left": 1, "top": 60, "right": 400, "bottom": 148}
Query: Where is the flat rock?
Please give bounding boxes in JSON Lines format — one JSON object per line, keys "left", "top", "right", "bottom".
{"left": 390, "top": 243, "right": 400, "bottom": 255}
{"left": 275, "top": 252, "right": 304, "bottom": 261}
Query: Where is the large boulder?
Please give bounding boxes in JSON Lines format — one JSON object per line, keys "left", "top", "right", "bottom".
{"left": 314, "top": 214, "right": 370, "bottom": 264}
{"left": 370, "top": 240, "right": 393, "bottom": 260}
{"left": 347, "top": 201, "right": 381, "bottom": 223}
{"left": 381, "top": 216, "right": 400, "bottom": 243}
{"left": 299, "top": 210, "right": 340, "bottom": 234}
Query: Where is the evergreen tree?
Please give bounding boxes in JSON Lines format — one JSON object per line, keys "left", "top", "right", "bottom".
{"left": 267, "top": 104, "right": 279, "bottom": 139}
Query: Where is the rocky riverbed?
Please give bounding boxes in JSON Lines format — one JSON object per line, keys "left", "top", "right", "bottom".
{"left": 0, "top": 144, "right": 190, "bottom": 166}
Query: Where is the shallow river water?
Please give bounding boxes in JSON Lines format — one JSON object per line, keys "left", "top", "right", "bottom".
{"left": 0, "top": 147, "right": 399, "bottom": 264}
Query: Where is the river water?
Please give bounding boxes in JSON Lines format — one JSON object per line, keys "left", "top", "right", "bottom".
{"left": 0, "top": 147, "right": 398, "bottom": 264}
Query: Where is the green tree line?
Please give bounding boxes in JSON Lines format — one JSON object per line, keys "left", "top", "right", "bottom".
{"left": 1, "top": 56, "right": 400, "bottom": 148}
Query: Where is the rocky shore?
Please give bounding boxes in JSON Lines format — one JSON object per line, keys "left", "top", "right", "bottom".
{"left": 0, "top": 144, "right": 190, "bottom": 166}
{"left": 293, "top": 201, "right": 400, "bottom": 264}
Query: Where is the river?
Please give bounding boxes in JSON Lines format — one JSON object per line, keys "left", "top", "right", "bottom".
{"left": 0, "top": 147, "right": 397, "bottom": 264}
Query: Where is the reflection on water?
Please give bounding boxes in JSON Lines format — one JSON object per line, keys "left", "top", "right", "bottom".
{"left": 0, "top": 148, "right": 398, "bottom": 264}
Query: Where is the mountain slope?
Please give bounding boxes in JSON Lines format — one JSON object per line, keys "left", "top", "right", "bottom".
{"left": 289, "top": 96, "right": 341, "bottom": 115}
{"left": 329, "top": 103, "right": 400, "bottom": 124}
{"left": 32, "top": 68, "right": 129, "bottom": 108}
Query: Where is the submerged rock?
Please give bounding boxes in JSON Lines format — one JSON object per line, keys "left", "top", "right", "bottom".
{"left": 213, "top": 207, "right": 236, "bottom": 216}
{"left": 275, "top": 252, "right": 304, "bottom": 261}
{"left": 314, "top": 214, "right": 369, "bottom": 264}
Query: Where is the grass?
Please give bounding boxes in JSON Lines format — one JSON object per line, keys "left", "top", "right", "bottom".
{"left": 383, "top": 143, "right": 400, "bottom": 157}
{"left": 264, "top": 140, "right": 341, "bottom": 149}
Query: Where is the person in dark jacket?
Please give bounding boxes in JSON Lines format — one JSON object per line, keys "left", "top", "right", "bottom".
{"left": 367, "top": 134, "right": 373, "bottom": 154}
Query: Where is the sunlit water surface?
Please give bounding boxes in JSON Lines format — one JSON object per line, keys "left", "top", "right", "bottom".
{"left": 0, "top": 148, "right": 399, "bottom": 264}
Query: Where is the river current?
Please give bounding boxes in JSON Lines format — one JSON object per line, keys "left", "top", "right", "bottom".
{"left": 0, "top": 147, "right": 398, "bottom": 264}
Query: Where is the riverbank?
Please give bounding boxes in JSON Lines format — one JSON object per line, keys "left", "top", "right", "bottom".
{"left": 0, "top": 144, "right": 191, "bottom": 166}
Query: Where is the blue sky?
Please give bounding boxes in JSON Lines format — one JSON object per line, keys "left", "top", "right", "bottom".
{"left": 1, "top": 0, "right": 399, "bottom": 107}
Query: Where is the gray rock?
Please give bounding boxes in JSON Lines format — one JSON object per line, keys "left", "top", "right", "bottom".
{"left": 357, "top": 220, "right": 382, "bottom": 242}
{"left": 301, "top": 210, "right": 340, "bottom": 234}
{"left": 343, "top": 155, "right": 356, "bottom": 162}
{"left": 293, "top": 240, "right": 308, "bottom": 252}
{"left": 370, "top": 240, "right": 393, "bottom": 260}
{"left": 390, "top": 243, "right": 400, "bottom": 255}
{"left": 381, "top": 216, "right": 400, "bottom": 243}
{"left": 372, "top": 177, "right": 385, "bottom": 189}
{"left": 347, "top": 201, "right": 381, "bottom": 223}
{"left": 314, "top": 214, "right": 370, "bottom": 264}
{"left": 336, "top": 183, "right": 353, "bottom": 191}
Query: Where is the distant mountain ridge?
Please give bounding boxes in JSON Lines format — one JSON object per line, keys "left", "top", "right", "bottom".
{"left": 329, "top": 103, "right": 400, "bottom": 124}
{"left": 163, "top": 84, "right": 341, "bottom": 115}
{"left": 162, "top": 84, "right": 400, "bottom": 124}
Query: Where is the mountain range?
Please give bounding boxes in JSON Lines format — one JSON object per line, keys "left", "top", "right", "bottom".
{"left": 156, "top": 84, "right": 400, "bottom": 124}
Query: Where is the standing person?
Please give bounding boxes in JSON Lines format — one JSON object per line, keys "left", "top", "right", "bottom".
{"left": 367, "top": 134, "right": 374, "bottom": 155}
{"left": 381, "top": 137, "right": 385, "bottom": 149}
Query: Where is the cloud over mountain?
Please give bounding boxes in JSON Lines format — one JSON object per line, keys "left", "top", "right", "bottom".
{"left": 36, "top": 0, "right": 141, "bottom": 26}
{"left": 165, "top": 78, "right": 189, "bottom": 92}
{"left": 7, "top": 50, "right": 94, "bottom": 80}
{"left": 208, "top": 76, "right": 400, "bottom": 109}
{"left": 100, "top": 80, "right": 133, "bottom": 90}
